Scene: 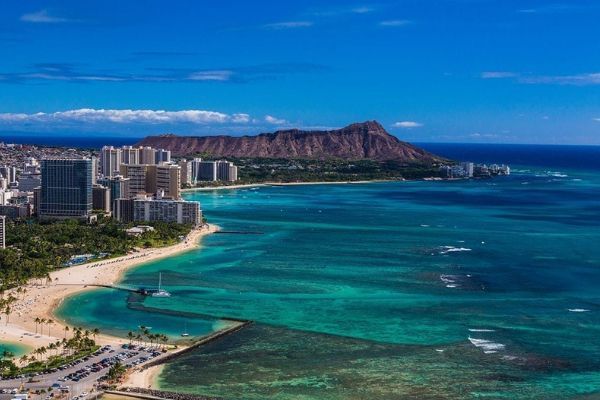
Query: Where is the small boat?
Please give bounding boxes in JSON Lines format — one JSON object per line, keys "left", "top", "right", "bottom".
{"left": 152, "top": 273, "right": 171, "bottom": 297}
{"left": 181, "top": 322, "right": 189, "bottom": 337}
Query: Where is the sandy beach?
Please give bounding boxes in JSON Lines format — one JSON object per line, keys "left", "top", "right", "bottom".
{"left": 124, "top": 364, "right": 165, "bottom": 389}
{"left": 1, "top": 224, "right": 218, "bottom": 353}
{"left": 182, "top": 179, "right": 389, "bottom": 193}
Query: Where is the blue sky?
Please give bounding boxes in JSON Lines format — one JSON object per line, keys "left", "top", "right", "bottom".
{"left": 1, "top": 0, "right": 599, "bottom": 144}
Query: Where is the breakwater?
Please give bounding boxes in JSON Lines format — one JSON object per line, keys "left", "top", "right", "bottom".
{"left": 141, "top": 320, "right": 253, "bottom": 368}
{"left": 107, "top": 388, "right": 222, "bottom": 400}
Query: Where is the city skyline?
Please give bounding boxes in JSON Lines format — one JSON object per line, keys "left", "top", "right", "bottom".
{"left": 1, "top": 0, "right": 600, "bottom": 144}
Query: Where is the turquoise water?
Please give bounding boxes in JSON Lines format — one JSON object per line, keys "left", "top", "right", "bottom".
{"left": 57, "top": 149, "right": 600, "bottom": 398}
{"left": 0, "top": 341, "right": 30, "bottom": 358}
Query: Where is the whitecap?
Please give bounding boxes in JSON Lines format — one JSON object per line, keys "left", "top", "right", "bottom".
{"left": 568, "top": 308, "right": 590, "bottom": 313}
{"left": 468, "top": 337, "right": 505, "bottom": 353}
{"left": 420, "top": 224, "right": 430, "bottom": 227}
{"left": 468, "top": 328, "right": 495, "bottom": 332}
{"left": 435, "top": 349, "right": 445, "bottom": 353}
{"left": 549, "top": 172, "right": 568, "bottom": 178}
{"left": 439, "top": 246, "right": 472, "bottom": 254}
{"left": 440, "top": 274, "right": 457, "bottom": 283}
{"left": 446, "top": 284, "right": 459, "bottom": 288}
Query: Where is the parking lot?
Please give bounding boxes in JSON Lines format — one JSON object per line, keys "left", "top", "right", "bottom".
{"left": 0, "top": 344, "right": 163, "bottom": 400}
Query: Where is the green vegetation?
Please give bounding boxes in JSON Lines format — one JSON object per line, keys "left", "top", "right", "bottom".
{"left": 127, "top": 325, "right": 169, "bottom": 350}
{"left": 0, "top": 217, "right": 192, "bottom": 291}
{"left": 189, "top": 156, "right": 443, "bottom": 186}
{"left": 107, "top": 361, "right": 127, "bottom": 381}
{"left": 1, "top": 326, "right": 99, "bottom": 378}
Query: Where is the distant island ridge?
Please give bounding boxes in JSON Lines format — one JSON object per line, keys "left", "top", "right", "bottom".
{"left": 136, "top": 121, "right": 445, "bottom": 163}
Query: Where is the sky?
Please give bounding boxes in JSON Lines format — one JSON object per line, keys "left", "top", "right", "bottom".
{"left": 0, "top": 0, "right": 599, "bottom": 144}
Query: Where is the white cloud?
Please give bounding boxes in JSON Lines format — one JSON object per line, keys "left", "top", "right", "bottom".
{"left": 20, "top": 10, "right": 69, "bottom": 23}
{"left": 232, "top": 113, "right": 251, "bottom": 123}
{"left": 393, "top": 121, "right": 423, "bottom": 128}
{"left": 263, "top": 21, "right": 313, "bottom": 30}
{"left": 265, "top": 115, "right": 288, "bottom": 125}
{"left": 470, "top": 133, "right": 499, "bottom": 138}
{"left": 0, "top": 109, "right": 252, "bottom": 125}
{"left": 352, "top": 6, "right": 374, "bottom": 14}
{"left": 481, "top": 71, "right": 518, "bottom": 79}
{"left": 482, "top": 71, "right": 600, "bottom": 85}
{"left": 188, "top": 70, "right": 233, "bottom": 81}
{"left": 379, "top": 20, "right": 412, "bottom": 27}
{"left": 520, "top": 72, "right": 600, "bottom": 85}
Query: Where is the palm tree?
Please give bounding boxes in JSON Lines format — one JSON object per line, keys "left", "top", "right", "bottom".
{"left": 127, "top": 331, "right": 134, "bottom": 345}
{"left": 92, "top": 328, "right": 100, "bottom": 342}
{"left": 64, "top": 325, "right": 69, "bottom": 339}
{"left": 160, "top": 334, "right": 168, "bottom": 350}
{"left": 34, "top": 317, "right": 41, "bottom": 334}
{"left": 46, "top": 319, "right": 54, "bottom": 336}
{"left": 1, "top": 350, "right": 14, "bottom": 360}
{"left": 19, "top": 354, "right": 28, "bottom": 367}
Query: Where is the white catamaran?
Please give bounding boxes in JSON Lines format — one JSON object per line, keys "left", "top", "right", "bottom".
{"left": 152, "top": 272, "right": 171, "bottom": 297}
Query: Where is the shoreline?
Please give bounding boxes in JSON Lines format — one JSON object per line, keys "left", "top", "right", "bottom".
{"left": 2, "top": 223, "right": 219, "bottom": 353}
{"left": 182, "top": 179, "right": 394, "bottom": 192}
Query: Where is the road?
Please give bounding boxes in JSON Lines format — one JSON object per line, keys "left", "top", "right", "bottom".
{"left": 0, "top": 344, "right": 162, "bottom": 400}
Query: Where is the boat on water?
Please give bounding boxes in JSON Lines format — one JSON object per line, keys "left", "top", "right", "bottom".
{"left": 181, "top": 322, "right": 189, "bottom": 337}
{"left": 152, "top": 273, "right": 171, "bottom": 297}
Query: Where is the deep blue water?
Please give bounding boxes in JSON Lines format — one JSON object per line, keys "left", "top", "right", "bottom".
{"left": 418, "top": 143, "right": 600, "bottom": 171}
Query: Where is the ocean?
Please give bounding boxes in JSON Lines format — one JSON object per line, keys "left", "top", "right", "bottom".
{"left": 56, "top": 144, "right": 600, "bottom": 399}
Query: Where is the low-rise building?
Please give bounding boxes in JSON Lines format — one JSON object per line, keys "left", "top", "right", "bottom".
{"left": 125, "top": 225, "right": 155, "bottom": 237}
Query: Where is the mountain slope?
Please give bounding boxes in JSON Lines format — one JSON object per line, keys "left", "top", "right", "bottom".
{"left": 136, "top": 121, "right": 442, "bottom": 163}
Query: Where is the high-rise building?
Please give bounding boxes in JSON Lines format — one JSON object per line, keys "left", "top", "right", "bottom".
{"left": 98, "top": 175, "right": 130, "bottom": 205}
{"left": 92, "top": 184, "right": 111, "bottom": 213}
{"left": 121, "top": 146, "right": 140, "bottom": 165}
{"left": 196, "top": 161, "right": 217, "bottom": 182}
{"left": 216, "top": 160, "right": 238, "bottom": 182}
{"left": 120, "top": 164, "right": 181, "bottom": 199}
{"left": 100, "top": 146, "right": 122, "bottom": 177}
{"left": 178, "top": 159, "right": 193, "bottom": 186}
{"left": 0, "top": 166, "right": 17, "bottom": 183}
{"left": 132, "top": 197, "right": 201, "bottom": 225}
{"left": 0, "top": 215, "right": 5, "bottom": 249}
{"left": 91, "top": 156, "right": 98, "bottom": 185}
{"left": 119, "top": 164, "right": 148, "bottom": 197}
{"left": 155, "top": 149, "right": 171, "bottom": 164}
{"left": 460, "top": 162, "right": 474, "bottom": 178}
{"left": 39, "top": 159, "right": 93, "bottom": 220}
{"left": 113, "top": 198, "right": 135, "bottom": 223}
{"left": 139, "top": 147, "right": 157, "bottom": 165}
{"left": 155, "top": 164, "right": 181, "bottom": 199}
